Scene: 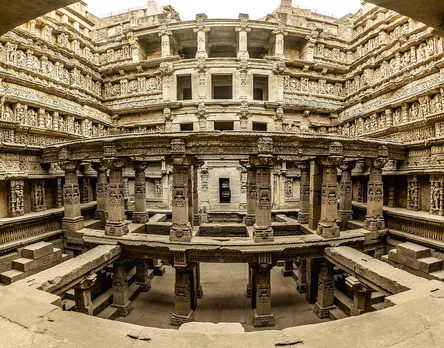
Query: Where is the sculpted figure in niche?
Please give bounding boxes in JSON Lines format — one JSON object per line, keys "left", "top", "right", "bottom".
{"left": 432, "top": 183, "right": 440, "bottom": 209}
{"left": 394, "top": 109, "right": 402, "bottom": 125}
{"left": 433, "top": 94, "right": 442, "bottom": 113}
{"left": 11, "top": 183, "right": 23, "bottom": 213}
{"left": 408, "top": 183, "right": 416, "bottom": 207}
{"left": 16, "top": 51, "right": 26, "bottom": 68}
{"left": 410, "top": 102, "right": 419, "bottom": 120}
{"left": 417, "top": 43, "right": 427, "bottom": 61}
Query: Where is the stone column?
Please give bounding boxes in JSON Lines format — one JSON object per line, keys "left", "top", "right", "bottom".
{"left": 349, "top": 281, "right": 373, "bottom": 316}
{"left": 31, "top": 180, "right": 46, "bottom": 212}
{"left": 281, "top": 260, "right": 293, "bottom": 277}
{"left": 135, "top": 259, "right": 151, "bottom": 292}
{"left": 314, "top": 260, "right": 336, "bottom": 319}
{"left": 159, "top": 27, "right": 173, "bottom": 58}
{"left": 236, "top": 14, "right": 250, "bottom": 59}
{"left": 247, "top": 263, "right": 253, "bottom": 298}
{"left": 364, "top": 154, "right": 388, "bottom": 233}
{"left": 387, "top": 179, "right": 397, "bottom": 207}
{"left": 112, "top": 261, "right": 132, "bottom": 316}
{"left": 407, "top": 175, "right": 419, "bottom": 211}
{"left": 74, "top": 273, "right": 97, "bottom": 316}
{"left": 56, "top": 177, "right": 63, "bottom": 208}
{"left": 296, "top": 259, "right": 307, "bottom": 293}
{"left": 317, "top": 157, "right": 342, "bottom": 239}
{"left": 105, "top": 159, "right": 129, "bottom": 237}
{"left": 172, "top": 257, "right": 195, "bottom": 326}
{"left": 195, "top": 262, "right": 203, "bottom": 298}
{"left": 272, "top": 25, "right": 287, "bottom": 59}
{"left": 9, "top": 180, "right": 24, "bottom": 217}
{"left": 94, "top": 163, "right": 108, "bottom": 224}
{"left": 253, "top": 254, "right": 275, "bottom": 327}
{"left": 254, "top": 163, "right": 274, "bottom": 242}
{"left": 309, "top": 160, "right": 322, "bottom": 230}
{"left": 297, "top": 161, "right": 310, "bottom": 224}
{"left": 194, "top": 14, "right": 210, "bottom": 59}
{"left": 245, "top": 165, "right": 256, "bottom": 226}
{"left": 338, "top": 162, "right": 354, "bottom": 230}
{"left": 132, "top": 161, "right": 148, "bottom": 223}
{"left": 170, "top": 162, "right": 193, "bottom": 242}
{"left": 60, "top": 161, "right": 84, "bottom": 232}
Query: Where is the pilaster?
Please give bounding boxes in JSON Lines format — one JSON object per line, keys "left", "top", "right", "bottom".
{"left": 93, "top": 163, "right": 108, "bottom": 224}
{"left": 297, "top": 161, "right": 310, "bottom": 224}
{"left": 132, "top": 161, "right": 148, "bottom": 223}
{"left": 338, "top": 162, "right": 354, "bottom": 230}
{"left": 60, "top": 161, "right": 84, "bottom": 233}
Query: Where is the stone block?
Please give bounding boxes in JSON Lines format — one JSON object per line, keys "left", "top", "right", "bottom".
{"left": 149, "top": 213, "right": 167, "bottom": 222}
{"left": 22, "top": 242, "right": 54, "bottom": 260}
{"left": 12, "top": 248, "right": 62, "bottom": 273}
{"left": 0, "top": 269, "right": 24, "bottom": 285}
{"left": 417, "top": 257, "right": 443, "bottom": 273}
{"left": 397, "top": 242, "right": 431, "bottom": 260}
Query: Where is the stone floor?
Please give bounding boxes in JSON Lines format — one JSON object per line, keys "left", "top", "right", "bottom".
{"left": 116, "top": 263, "right": 330, "bottom": 331}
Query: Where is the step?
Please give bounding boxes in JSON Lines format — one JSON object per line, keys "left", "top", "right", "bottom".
{"left": 329, "top": 308, "right": 348, "bottom": 320}
{"left": 96, "top": 305, "right": 119, "bottom": 320}
{"left": 372, "top": 302, "right": 385, "bottom": 311}
{"left": 397, "top": 242, "right": 431, "bottom": 260}
{"left": 22, "top": 242, "right": 54, "bottom": 260}
{"left": 149, "top": 213, "right": 167, "bottom": 223}
{"left": 334, "top": 289, "right": 353, "bottom": 316}
{"left": 371, "top": 291, "right": 385, "bottom": 305}
{"left": 417, "top": 257, "right": 443, "bottom": 273}
{"left": 429, "top": 270, "right": 444, "bottom": 281}
{"left": 12, "top": 248, "right": 62, "bottom": 272}
{"left": 0, "top": 269, "right": 24, "bottom": 285}
{"left": 62, "top": 299, "right": 75, "bottom": 311}
{"left": 65, "top": 289, "right": 76, "bottom": 301}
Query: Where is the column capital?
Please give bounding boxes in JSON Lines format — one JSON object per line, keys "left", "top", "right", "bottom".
{"left": 102, "top": 158, "right": 127, "bottom": 170}
{"left": 131, "top": 160, "right": 148, "bottom": 172}
{"left": 59, "top": 160, "right": 80, "bottom": 172}
{"left": 317, "top": 156, "right": 344, "bottom": 168}
{"left": 366, "top": 157, "right": 389, "bottom": 169}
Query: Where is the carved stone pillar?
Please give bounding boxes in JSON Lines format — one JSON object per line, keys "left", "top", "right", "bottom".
{"left": 74, "top": 273, "right": 97, "bottom": 316}
{"left": 253, "top": 254, "right": 275, "bottom": 327}
{"left": 387, "top": 179, "right": 397, "bottom": 208}
{"left": 314, "top": 260, "right": 336, "bottom": 319}
{"left": 171, "top": 254, "right": 195, "bottom": 326}
{"left": 247, "top": 263, "right": 253, "bottom": 298}
{"left": 245, "top": 164, "right": 256, "bottom": 226}
{"left": 170, "top": 163, "right": 193, "bottom": 242}
{"left": 135, "top": 259, "right": 151, "bottom": 292}
{"left": 56, "top": 177, "right": 63, "bottom": 208}
{"left": 296, "top": 259, "right": 307, "bottom": 293}
{"left": 195, "top": 262, "right": 203, "bottom": 298}
{"left": 281, "top": 260, "right": 293, "bottom": 277}
{"left": 112, "top": 261, "right": 132, "bottom": 316}
{"left": 132, "top": 161, "right": 148, "bottom": 223}
{"left": 253, "top": 163, "right": 274, "bottom": 242}
{"left": 94, "top": 163, "right": 108, "bottom": 224}
{"left": 309, "top": 160, "right": 322, "bottom": 230}
{"left": 9, "top": 179, "right": 24, "bottom": 217}
{"left": 194, "top": 14, "right": 210, "bottom": 59}
{"left": 297, "top": 161, "right": 310, "bottom": 224}
{"left": 272, "top": 26, "right": 287, "bottom": 59}
{"left": 60, "top": 161, "right": 84, "bottom": 232}
{"left": 105, "top": 159, "right": 129, "bottom": 237}
{"left": 159, "top": 27, "right": 172, "bottom": 58}
{"left": 236, "top": 14, "right": 250, "bottom": 59}
{"left": 364, "top": 152, "right": 388, "bottom": 233}
{"left": 31, "top": 180, "right": 46, "bottom": 212}
{"left": 317, "top": 157, "right": 342, "bottom": 239}
{"left": 338, "top": 162, "right": 354, "bottom": 230}
{"left": 430, "top": 175, "right": 444, "bottom": 216}
{"left": 407, "top": 175, "right": 419, "bottom": 211}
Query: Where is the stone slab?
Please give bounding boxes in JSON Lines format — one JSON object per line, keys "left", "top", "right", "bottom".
{"left": 388, "top": 250, "right": 443, "bottom": 274}
{"left": 0, "top": 269, "right": 23, "bottom": 285}
{"left": 397, "top": 242, "right": 431, "bottom": 260}
{"left": 12, "top": 248, "right": 63, "bottom": 273}
{"left": 179, "top": 322, "right": 245, "bottom": 334}
{"left": 149, "top": 214, "right": 167, "bottom": 223}
{"left": 22, "top": 242, "right": 54, "bottom": 260}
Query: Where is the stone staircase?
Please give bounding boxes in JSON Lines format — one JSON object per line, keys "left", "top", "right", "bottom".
{"left": 0, "top": 241, "right": 69, "bottom": 285}
{"left": 382, "top": 242, "right": 444, "bottom": 281}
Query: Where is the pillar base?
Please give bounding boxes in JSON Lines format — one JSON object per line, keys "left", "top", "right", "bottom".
{"left": 113, "top": 301, "right": 133, "bottom": 317}
{"left": 338, "top": 210, "right": 353, "bottom": 230}
{"left": 196, "top": 285, "right": 204, "bottom": 299}
{"left": 313, "top": 303, "right": 336, "bottom": 319}
{"left": 281, "top": 261, "right": 294, "bottom": 277}
{"left": 317, "top": 222, "right": 340, "bottom": 239}
{"left": 364, "top": 217, "right": 385, "bottom": 233}
{"left": 253, "top": 310, "right": 275, "bottom": 327}
{"left": 170, "top": 225, "right": 193, "bottom": 242}
{"left": 296, "top": 282, "right": 307, "bottom": 294}
{"left": 253, "top": 225, "right": 274, "bottom": 243}
{"left": 132, "top": 212, "right": 148, "bottom": 224}
{"left": 105, "top": 221, "right": 129, "bottom": 237}
{"left": 154, "top": 264, "right": 166, "bottom": 276}
{"left": 245, "top": 215, "right": 255, "bottom": 226}
{"left": 298, "top": 213, "right": 309, "bottom": 224}
{"left": 136, "top": 280, "right": 151, "bottom": 292}
{"left": 171, "top": 310, "right": 194, "bottom": 326}
{"left": 62, "top": 217, "right": 85, "bottom": 233}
